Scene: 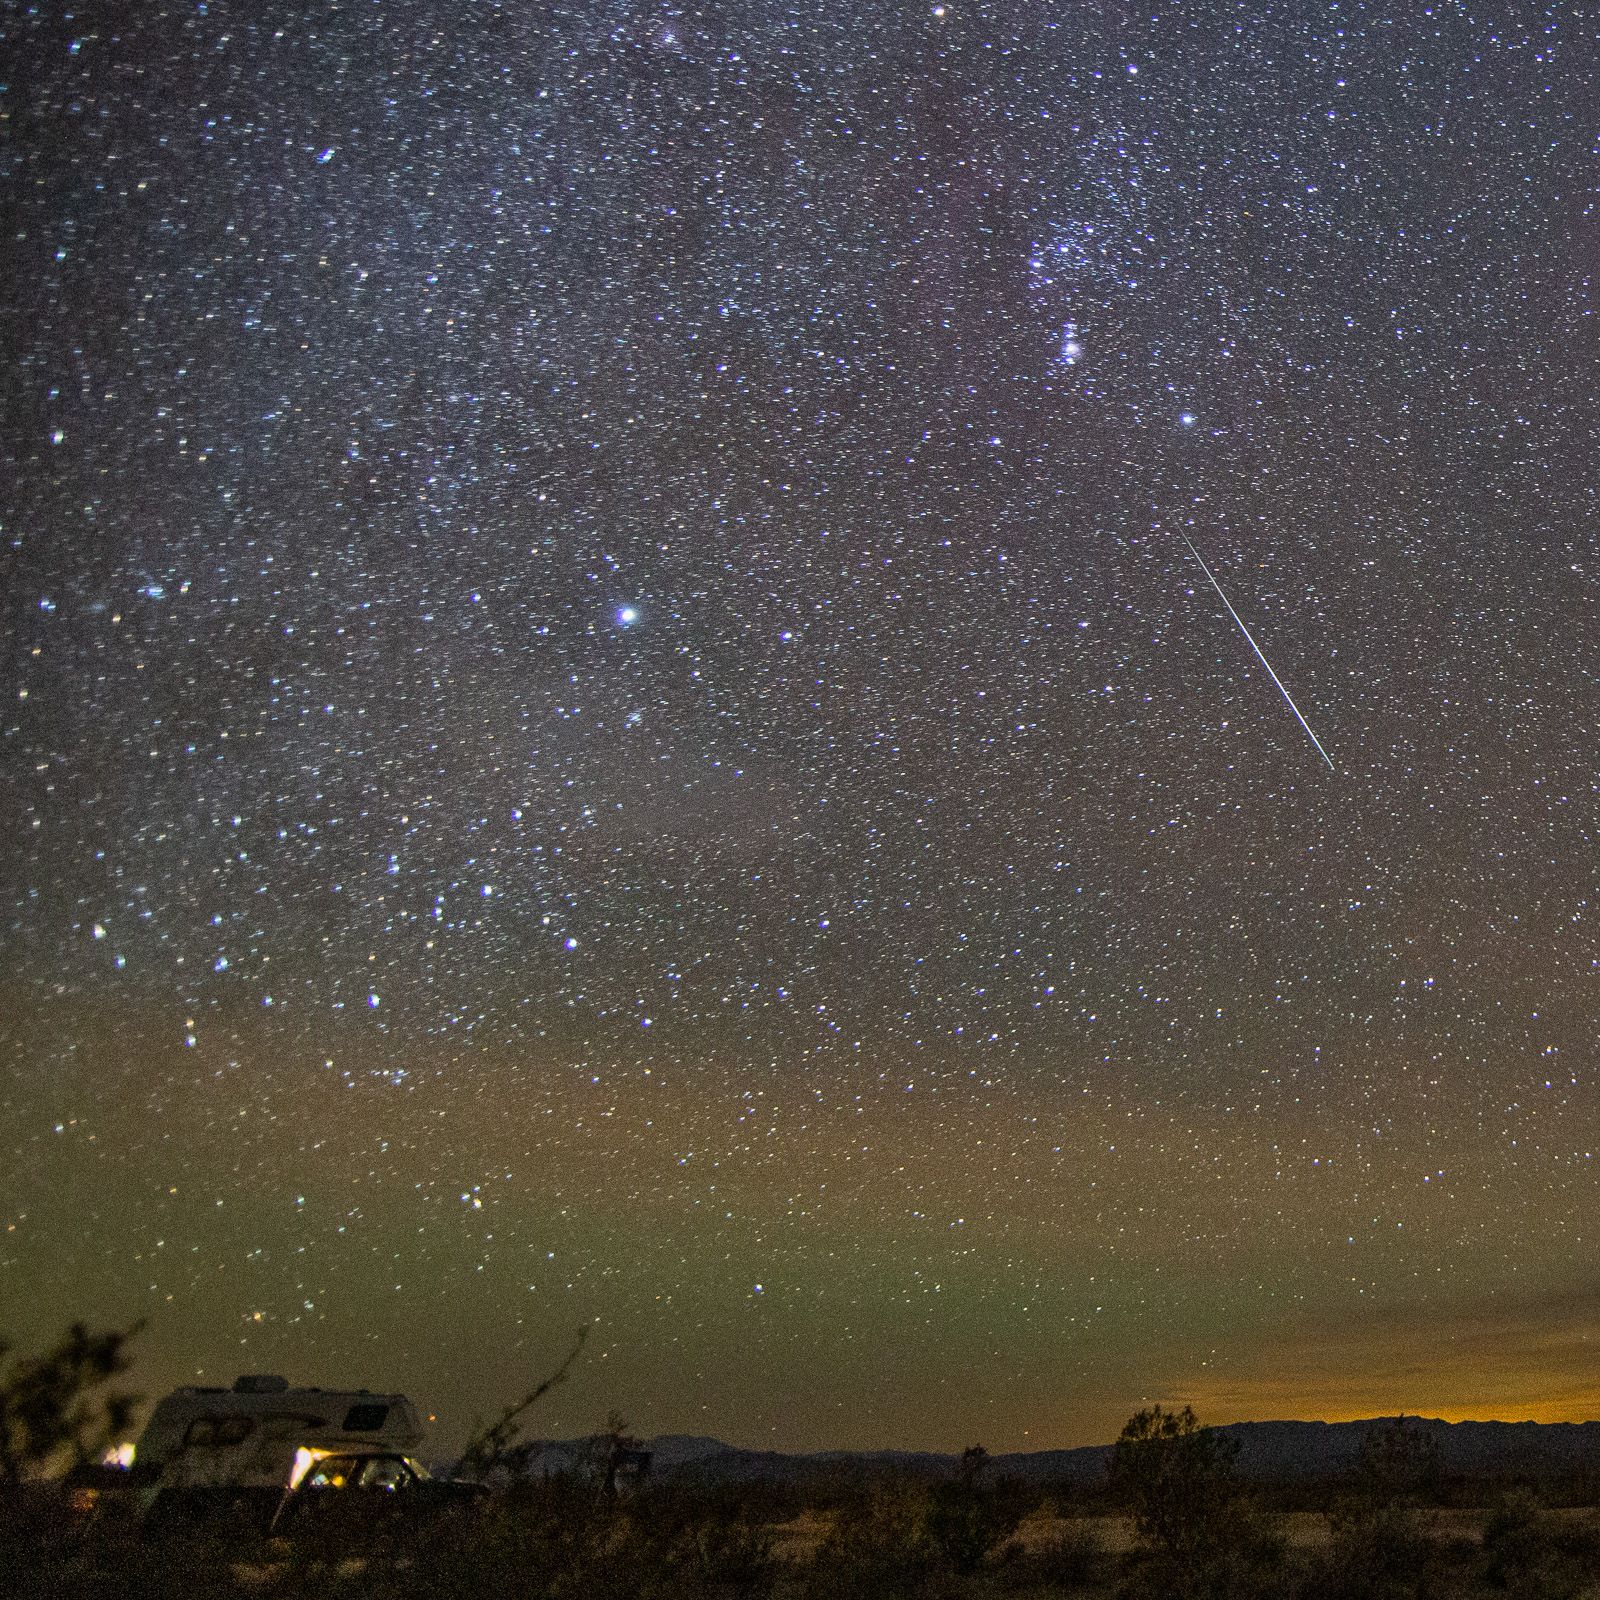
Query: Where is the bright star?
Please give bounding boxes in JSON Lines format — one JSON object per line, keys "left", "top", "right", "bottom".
{"left": 616, "top": 605, "right": 640, "bottom": 627}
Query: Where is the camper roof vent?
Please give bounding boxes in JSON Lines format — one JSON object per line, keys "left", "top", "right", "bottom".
{"left": 232, "top": 1374, "right": 290, "bottom": 1394}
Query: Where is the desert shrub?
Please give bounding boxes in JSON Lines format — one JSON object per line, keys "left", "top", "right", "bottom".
{"left": 693, "top": 1476, "right": 804, "bottom": 1527}
{"left": 1108, "top": 1406, "right": 1237, "bottom": 1561}
{"left": 0, "top": 1322, "right": 142, "bottom": 1485}
{"left": 0, "top": 1514, "right": 249, "bottom": 1600}
{"left": 1116, "top": 1526, "right": 1285, "bottom": 1600}
{"left": 371, "top": 1478, "right": 785, "bottom": 1600}
{"left": 452, "top": 1328, "right": 588, "bottom": 1484}
{"left": 682, "top": 1505, "right": 780, "bottom": 1595}
{"left": 1293, "top": 1414, "right": 1456, "bottom": 1600}
{"left": 920, "top": 1446, "right": 1026, "bottom": 1575}
{"left": 608, "top": 1484, "right": 782, "bottom": 1598}
{"left": 1479, "top": 1488, "right": 1589, "bottom": 1599}
{"left": 1108, "top": 1405, "right": 1283, "bottom": 1600}
{"left": 1351, "top": 1418, "right": 1441, "bottom": 1507}
{"left": 0, "top": 1324, "right": 153, "bottom": 1598}
{"left": 1027, "top": 1516, "right": 1108, "bottom": 1592}
{"left": 1556, "top": 1511, "right": 1600, "bottom": 1567}
{"left": 922, "top": 1483, "right": 1021, "bottom": 1574}
{"left": 368, "top": 1474, "right": 610, "bottom": 1599}
{"left": 797, "top": 1483, "right": 944, "bottom": 1600}
{"left": 1304, "top": 1499, "right": 1438, "bottom": 1600}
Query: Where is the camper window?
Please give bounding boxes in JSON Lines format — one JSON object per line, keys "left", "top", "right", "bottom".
{"left": 357, "top": 1457, "right": 415, "bottom": 1491}
{"left": 341, "top": 1402, "right": 390, "bottom": 1432}
{"left": 184, "top": 1415, "right": 255, "bottom": 1448}
{"left": 263, "top": 1411, "right": 329, "bottom": 1439}
{"left": 304, "top": 1457, "right": 359, "bottom": 1489}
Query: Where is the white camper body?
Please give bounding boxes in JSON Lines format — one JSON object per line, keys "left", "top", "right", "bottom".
{"left": 137, "top": 1374, "right": 426, "bottom": 1492}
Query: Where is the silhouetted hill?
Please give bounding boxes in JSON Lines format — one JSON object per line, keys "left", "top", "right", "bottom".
{"left": 1211, "top": 1419, "right": 1600, "bottom": 1483}
{"left": 520, "top": 1417, "right": 1600, "bottom": 1488}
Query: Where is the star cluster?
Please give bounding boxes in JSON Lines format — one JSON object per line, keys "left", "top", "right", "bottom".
{"left": 2, "top": 1, "right": 1598, "bottom": 1449}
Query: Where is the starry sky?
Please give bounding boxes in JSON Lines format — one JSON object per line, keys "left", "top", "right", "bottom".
{"left": 3, "top": 0, "right": 1598, "bottom": 1454}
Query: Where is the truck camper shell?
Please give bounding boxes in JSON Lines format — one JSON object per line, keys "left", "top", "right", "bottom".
{"left": 137, "top": 1374, "right": 425, "bottom": 1492}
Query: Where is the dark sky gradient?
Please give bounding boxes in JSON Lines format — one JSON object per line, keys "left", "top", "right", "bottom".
{"left": 3, "top": 1, "right": 1597, "bottom": 1451}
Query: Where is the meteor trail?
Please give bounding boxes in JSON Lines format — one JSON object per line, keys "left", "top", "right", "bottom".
{"left": 1178, "top": 532, "right": 1336, "bottom": 772}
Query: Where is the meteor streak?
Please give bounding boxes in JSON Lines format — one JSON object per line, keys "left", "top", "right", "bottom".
{"left": 1178, "top": 532, "right": 1336, "bottom": 772}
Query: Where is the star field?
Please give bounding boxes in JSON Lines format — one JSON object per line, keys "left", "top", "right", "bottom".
{"left": 2, "top": 1, "right": 1598, "bottom": 1450}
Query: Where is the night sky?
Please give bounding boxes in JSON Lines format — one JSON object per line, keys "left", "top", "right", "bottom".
{"left": 4, "top": 1, "right": 1598, "bottom": 1454}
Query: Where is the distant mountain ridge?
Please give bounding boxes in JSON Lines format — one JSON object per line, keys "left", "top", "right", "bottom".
{"left": 517, "top": 1418, "right": 1600, "bottom": 1486}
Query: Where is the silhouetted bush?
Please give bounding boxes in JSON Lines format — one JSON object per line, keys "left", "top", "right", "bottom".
{"left": 919, "top": 1446, "right": 1027, "bottom": 1575}
{"left": 1026, "top": 1515, "right": 1108, "bottom": 1592}
{"left": 1108, "top": 1405, "right": 1284, "bottom": 1599}
{"left": 1291, "top": 1414, "right": 1459, "bottom": 1600}
{"left": 0, "top": 1513, "right": 252, "bottom": 1600}
{"left": 682, "top": 1505, "right": 780, "bottom": 1595}
{"left": 1352, "top": 1418, "right": 1442, "bottom": 1508}
{"left": 1304, "top": 1499, "right": 1438, "bottom": 1600}
{"left": 797, "top": 1483, "right": 945, "bottom": 1600}
{"left": 1479, "top": 1488, "right": 1594, "bottom": 1599}
{"left": 0, "top": 1323, "right": 152, "bottom": 1599}
{"left": 0, "top": 1321, "right": 142, "bottom": 1485}
{"left": 357, "top": 1477, "right": 785, "bottom": 1600}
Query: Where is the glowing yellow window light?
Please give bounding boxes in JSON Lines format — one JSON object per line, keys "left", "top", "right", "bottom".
{"left": 288, "top": 1446, "right": 334, "bottom": 1489}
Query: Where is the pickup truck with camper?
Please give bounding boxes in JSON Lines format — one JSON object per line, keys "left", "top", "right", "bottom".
{"left": 132, "top": 1373, "right": 483, "bottom": 1536}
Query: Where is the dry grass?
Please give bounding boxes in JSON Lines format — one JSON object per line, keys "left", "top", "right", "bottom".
{"left": 8, "top": 1484, "right": 1600, "bottom": 1600}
